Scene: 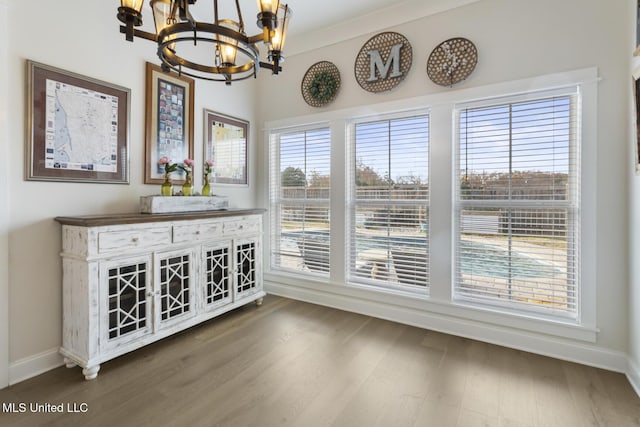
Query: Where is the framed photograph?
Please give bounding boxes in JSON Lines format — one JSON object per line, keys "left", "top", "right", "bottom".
{"left": 26, "top": 60, "right": 130, "bottom": 183}
{"left": 145, "top": 62, "right": 195, "bottom": 184}
{"left": 204, "top": 110, "right": 248, "bottom": 186}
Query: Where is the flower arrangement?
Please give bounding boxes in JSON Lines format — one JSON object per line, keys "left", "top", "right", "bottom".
{"left": 179, "top": 158, "right": 194, "bottom": 176}
{"left": 178, "top": 158, "right": 194, "bottom": 196}
{"left": 158, "top": 157, "right": 178, "bottom": 196}
{"left": 158, "top": 156, "right": 178, "bottom": 176}
{"left": 204, "top": 159, "right": 214, "bottom": 177}
{"left": 202, "top": 159, "right": 214, "bottom": 196}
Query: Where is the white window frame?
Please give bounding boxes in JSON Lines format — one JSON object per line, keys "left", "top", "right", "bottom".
{"left": 263, "top": 67, "right": 598, "bottom": 343}
{"left": 269, "top": 124, "right": 332, "bottom": 277}
{"left": 453, "top": 88, "right": 581, "bottom": 319}
{"left": 345, "top": 110, "right": 430, "bottom": 295}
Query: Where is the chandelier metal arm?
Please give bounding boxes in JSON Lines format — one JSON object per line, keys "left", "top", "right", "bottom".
{"left": 178, "top": 0, "right": 194, "bottom": 24}
{"left": 119, "top": 26, "right": 158, "bottom": 42}
{"left": 234, "top": 0, "right": 245, "bottom": 33}
{"left": 247, "top": 34, "right": 266, "bottom": 44}
{"left": 259, "top": 61, "right": 281, "bottom": 72}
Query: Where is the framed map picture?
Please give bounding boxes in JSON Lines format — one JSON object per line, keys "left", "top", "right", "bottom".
{"left": 204, "top": 110, "right": 248, "bottom": 186}
{"left": 145, "top": 62, "right": 195, "bottom": 184}
{"left": 26, "top": 60, "right": 130, "bottom": 183}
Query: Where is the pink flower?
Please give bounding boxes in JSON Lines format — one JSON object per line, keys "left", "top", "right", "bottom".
{"left": 179, "top": 158, "right": 194, "bottom": 176}
{"left": 204, "top": 159, "right": 214, "bottom": 175}
{"left": 158, "top": 157, "right": 177, "bottom": 174}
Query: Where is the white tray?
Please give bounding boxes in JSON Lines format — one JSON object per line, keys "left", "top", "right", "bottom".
{"left": 140, "top": 195, "right": 229, "bottom": 214}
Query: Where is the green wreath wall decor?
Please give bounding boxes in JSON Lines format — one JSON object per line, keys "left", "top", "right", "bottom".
{"left": 309, "top": 71, "right": 338, "bottom": 103}
{"left": 302, "top": 61, "right": 341, "bottom": 107}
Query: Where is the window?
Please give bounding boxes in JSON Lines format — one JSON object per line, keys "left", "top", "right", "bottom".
{"left": 348, "top": 114, "right": 429, "bottom": 291}
{"left": 455, "top": 91, "right": 579, "bottom": 317}
{"left": 270, "top": 127, "right": 331, "bottom": 276}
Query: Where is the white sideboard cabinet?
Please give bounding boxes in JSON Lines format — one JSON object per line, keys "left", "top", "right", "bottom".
{"left": 55, "top": 209, "right": 266, "bottom": 380}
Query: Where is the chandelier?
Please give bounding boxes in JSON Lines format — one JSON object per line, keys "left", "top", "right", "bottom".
{"left": 117, "top": 0, "right": 292, "bottom": 84}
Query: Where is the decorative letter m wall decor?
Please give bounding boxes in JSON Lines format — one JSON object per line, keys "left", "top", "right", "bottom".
{"left": 368, "top": 43, "right": 404, "bottom": 82}
{"left": 355, "top": 32, "right": 412, "bottom": 93}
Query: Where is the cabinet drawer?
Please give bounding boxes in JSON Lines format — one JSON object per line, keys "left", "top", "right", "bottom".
{"left": 223, "top": 216, "right": 261, "bottom": 236}
{"left": 173, "top": 221, "right": 222, "bottom": 243}
{"left": 98, "top": 227, "right": 171, "bottom": 253}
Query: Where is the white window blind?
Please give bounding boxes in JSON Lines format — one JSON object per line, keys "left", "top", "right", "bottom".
{"left": 348, "top": 114, "right": 429, "bottom": 291}
{"left": 270, "top": 127, "right": 331, "bottom": 276}
{"left": 455, "top": 91, "right": 579, "bottom": 317}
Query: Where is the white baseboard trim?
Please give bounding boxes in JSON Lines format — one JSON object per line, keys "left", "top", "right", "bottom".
{"left": 266, "top": 281, "right": 628, "bottom": 374}
{"left": 5, "top": 290, "right": 636, "bottom": 395}
{"left": 627, "top": 357, "right": 640, "bottom": 398}
{"left": 9, "top": 347, "right": 63, "bottom": 386}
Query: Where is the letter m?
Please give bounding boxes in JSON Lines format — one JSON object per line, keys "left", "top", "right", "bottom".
{"left": 367, "top": 43, "right": 404, "bottom": 82}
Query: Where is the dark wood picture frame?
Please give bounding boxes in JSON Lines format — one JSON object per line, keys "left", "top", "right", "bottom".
{"left": 204, "top": 110, "right": 249, "bottom": 186}
{"left": 26, "top": 60, "right": 130, "bottom": 183}
{"left": 144, "top": 62, "right": 195, "bottom": 184}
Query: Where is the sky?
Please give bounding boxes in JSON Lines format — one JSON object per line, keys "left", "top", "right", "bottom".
{"left": 277, "top": 95, "right": 573, "bottom": 185}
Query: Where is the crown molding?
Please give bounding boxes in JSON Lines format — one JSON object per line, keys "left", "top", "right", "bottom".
{"left": 285, "top": 0, "right": 481, "bottom": 57}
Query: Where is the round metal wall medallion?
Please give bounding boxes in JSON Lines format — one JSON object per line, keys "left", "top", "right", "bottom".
{"left": 427, "top": 37, "right": 477, "bottom": 87}
{"left": 301, "top": 61, "right": 341, "bottom": 107}
{"left": 354, "top": 32, "right": 412, "bottom": 93}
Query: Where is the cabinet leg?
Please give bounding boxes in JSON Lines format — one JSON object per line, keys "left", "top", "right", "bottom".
{"left": 82, "top": 365, "right": 100, "bottom": 380}
{"left": 63, "top": 357, "right": 77, "bottom": 369}
{"left": 255, "top": 297, "right": 264, "bottom": 306}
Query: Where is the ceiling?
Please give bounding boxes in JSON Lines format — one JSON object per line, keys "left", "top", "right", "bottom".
{"left": 261, "top": 0, "right": 401, "bottom": 36}
{"left": 185, "top": 0, "right": 407, "bottom": 36}
{"left": 137, "top": 0, "right": 480, "bottom": 55}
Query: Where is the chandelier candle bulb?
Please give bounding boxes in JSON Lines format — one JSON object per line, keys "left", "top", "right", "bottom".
{"left": 118, "top": 0, "right": 144, "bottom": 41}
{"left": 258, "top": 0, "right": 279, "bottom": 14}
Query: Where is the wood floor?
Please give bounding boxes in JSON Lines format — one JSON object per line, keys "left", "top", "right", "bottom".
{"left": 1, "top": 296, "right": 640, "bottom": 427}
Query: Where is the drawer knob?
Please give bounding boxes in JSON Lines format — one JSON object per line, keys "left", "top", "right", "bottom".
{"left": 132, "top": 237, "right": 139, "bottom": 243}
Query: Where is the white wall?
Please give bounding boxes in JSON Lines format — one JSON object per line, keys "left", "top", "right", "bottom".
{"left": 3, "top": 0, "right": 260, "bottom": 384}
{"left": 0, "top": 0, "right": 10, "bottom": 389}
{"left": 628, "top": 0, "right": 640, "bottom": 394}
{"left": 2, "top": 0, "right": 637, "bottom": 387}
{"left": 257, "top": 0, "right": 632, "bottom": 368}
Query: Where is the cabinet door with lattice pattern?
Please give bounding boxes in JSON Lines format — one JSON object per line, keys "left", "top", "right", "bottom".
{"left": 100, "top": 255, "right": 153, "bottom": 351}
{"left": 154, "top": 248, "right": 197, "bottom": 329}
{"left": 201, "top": 241, "right": 233, "bottom": 311}
{"left": 234, "top": 237, "right": 262, "bottom": 300}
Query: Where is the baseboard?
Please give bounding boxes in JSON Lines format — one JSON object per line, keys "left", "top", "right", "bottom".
{"left": 5, "top": 291, "right": 635, "bottom": 394}
{"left": 627, "top": 357, "right": 640, "bottom": 398}
{"left": 266, "top": 281, "right": 629, "bottom": 375}
{"left": 8, "top": 347, "right": 63, "bottom": 386}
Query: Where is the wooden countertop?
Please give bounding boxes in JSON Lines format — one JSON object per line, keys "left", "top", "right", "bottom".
{"left": 55, "top": 208, "right": 267, "bottom": 227}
